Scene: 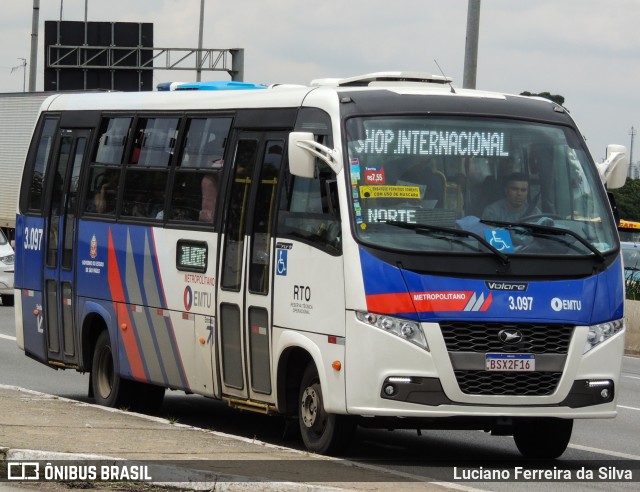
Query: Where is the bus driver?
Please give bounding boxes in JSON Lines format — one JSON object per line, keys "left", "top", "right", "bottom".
{"left": 482, "top": 172, "right": 540, "bottom": 222}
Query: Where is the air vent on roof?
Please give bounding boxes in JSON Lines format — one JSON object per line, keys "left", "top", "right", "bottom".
{"left": 311, "top": 71, "right": 452, "bottom": 88}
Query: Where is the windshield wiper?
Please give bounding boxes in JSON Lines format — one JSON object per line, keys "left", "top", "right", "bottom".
{"left": 384, "top": 220, "right": 509, "bottom": 265}
{"left": 480, "top": 219, "right": 605, "bottom": 262}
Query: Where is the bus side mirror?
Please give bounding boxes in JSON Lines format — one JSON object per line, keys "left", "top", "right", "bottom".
{"left": 288, "top": 132, "right": 316, "bottom": 178}
{"left": 597, "top": 144, "right": 629, "bottom": 189}
{"left": 288, "top": 132, "right": 340, "bottom": 177}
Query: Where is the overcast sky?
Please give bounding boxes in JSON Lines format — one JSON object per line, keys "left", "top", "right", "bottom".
{"left": 0, "top": 0, "right": 638, "bottom": 162}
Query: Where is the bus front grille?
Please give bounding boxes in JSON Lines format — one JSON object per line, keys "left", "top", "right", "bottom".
{"left": 454, "top": 370, "right": 562, "bottom": 396}
{"left": 440, "top": 322, "right": 573, "bottom": 397}
{"left": 440, "top": 322, "right": 574, "bottom": 354}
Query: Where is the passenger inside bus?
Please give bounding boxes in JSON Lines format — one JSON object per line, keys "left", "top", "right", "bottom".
{"left": 86, "top": 171, "right": 118, "bottom": 214}
{"left": 199, "top": 159, "right": 223, "bottom": 222}
{"left": 482, "top": 172, "right": 541, "bottom": 222}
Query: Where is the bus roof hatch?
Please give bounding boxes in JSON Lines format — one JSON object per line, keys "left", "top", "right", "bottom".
{"left": 311, "top": 71, "right": 452, "bottom": 88}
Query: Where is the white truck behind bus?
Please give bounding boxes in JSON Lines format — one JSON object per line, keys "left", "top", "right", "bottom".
{"left": 0, "top": 93, "right": 51, "bottom": 240}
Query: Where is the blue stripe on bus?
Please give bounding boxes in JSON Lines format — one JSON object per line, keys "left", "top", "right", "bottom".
{"left": 360, "top": 247, "right": 623, "bottom": 324}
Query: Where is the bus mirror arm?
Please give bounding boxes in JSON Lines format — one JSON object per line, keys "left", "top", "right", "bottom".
{"left": 596, "top": 144, "right": 629, "bottom": 189}
{"left": 288, "top": 132, "right": 340, "bottom": 177}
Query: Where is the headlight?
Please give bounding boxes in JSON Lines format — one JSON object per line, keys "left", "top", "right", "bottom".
{"left": 356, "top": 311, "right": 429, "bottom": 351}
{"left": 584, "top": 318, "right": 624, "bottom": 353}
{"left": 0, "top": 254, "right": 14, "bottom": 265}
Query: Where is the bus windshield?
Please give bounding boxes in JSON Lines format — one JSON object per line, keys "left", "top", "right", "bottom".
{"left": 345, "top": 116, "right": 616, "bottom": 256}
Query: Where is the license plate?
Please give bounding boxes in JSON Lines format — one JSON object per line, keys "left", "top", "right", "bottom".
{"left": 485, "top": 353, "right": 535, "bottom": 372}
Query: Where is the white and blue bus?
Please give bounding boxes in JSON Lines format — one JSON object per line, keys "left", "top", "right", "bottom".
{"left": 14, "top": 72, "right": 629, "bottom": 458}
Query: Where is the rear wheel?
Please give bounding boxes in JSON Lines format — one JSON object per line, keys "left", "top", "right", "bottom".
{"left": 298, "top": 363, "right": 355, "bottom": 455}
{"left": 1, "top": 295, "right": 14, "bottom": 306}
{"left": 513, "top": 418, "right": 573, "bottom": 459}
{"left": 91, "top": 330, "right": 133, "bottom": 408}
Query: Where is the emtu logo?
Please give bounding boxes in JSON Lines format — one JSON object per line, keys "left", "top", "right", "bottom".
{"left": 551, "top": 297, "right": 582, "bottom": 312}
{"left": 184, "top": 286, "right": 193, "bottom": 311}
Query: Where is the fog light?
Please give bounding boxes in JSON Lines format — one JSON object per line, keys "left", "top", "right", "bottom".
{"left": 600, "top": 389, "right": 610, "bottom": 399}
{"left": 388, "top": 377, "right": 412, "bottom": 384}
{"left": 384, "top": 384, "right": 396, "bottom": 396}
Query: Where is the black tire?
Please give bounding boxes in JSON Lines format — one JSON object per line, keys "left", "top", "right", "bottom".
{"left": 298, "top": 362, "right": 355, "bottom": 455}
{"left": 513, "top": 418, "right": 573, "bottom": 459}
{"left": 91, "top": 330, "right": 133, "bottom": 408}
{"left": 1, "top": 295, "right": 14, "bottom": 307}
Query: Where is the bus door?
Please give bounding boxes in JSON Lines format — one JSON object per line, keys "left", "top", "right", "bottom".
{"left": 43, "top": 128, "right": 90, "bottom": 367}
{"left": 217, "top": 133, "right": 285, "bottom": 403}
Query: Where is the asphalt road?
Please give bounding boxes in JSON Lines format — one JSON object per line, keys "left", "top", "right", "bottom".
{"left": 1, "top": 302, "right": 639, "bottom": 490}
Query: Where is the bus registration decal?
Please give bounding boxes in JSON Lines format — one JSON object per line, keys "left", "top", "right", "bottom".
{"left": 485, "top": 354, "right": 535, "bottom": 372}
{"left": 23, "top": 226, "right": 43, "bottom": 251}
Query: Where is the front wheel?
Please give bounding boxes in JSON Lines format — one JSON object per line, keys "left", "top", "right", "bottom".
{"left": 513, "top": 418, "right": 573, "bottom": 459}
{"left": 298, "top": 363, "right": 355, "bottom": 455}
{"left": 1, "top": 295, "right": 14, "bottom": 306}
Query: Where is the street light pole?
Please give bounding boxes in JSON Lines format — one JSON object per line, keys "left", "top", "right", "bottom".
{"left": 196, "top": 0, "right": 205, "bottom": 82}
{"left": 29, "top": 0, "right": 40, "bottom": 92}
{"left": 630, "top": 126, "right": 637, "bottom": 178}
{"left": 463, "top": 0, "right": 481, "bottom": 89}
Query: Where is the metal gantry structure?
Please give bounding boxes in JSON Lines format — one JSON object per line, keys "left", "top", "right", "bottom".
{"left": 47, "top": 45, "right": 245, "bottom": 81}
{"left": 29, "top": 0, "right": 244, "bottom": 91}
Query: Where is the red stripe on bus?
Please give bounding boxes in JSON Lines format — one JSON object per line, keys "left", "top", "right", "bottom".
{"left": 367, "top": 291, "right": 481, "bottom": 313}
{"left": 107, "top": 228, "right": 146, "bottom": 381}
{"left": 365, "top": 292, "right": 414, "bottom": 314}
{"left": 481, "top": 292, "right": 493, "bottom": 311}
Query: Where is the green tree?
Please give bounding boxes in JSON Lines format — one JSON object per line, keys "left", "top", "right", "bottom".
{"left": 520, "top": 91, "right": 565, "bottom": 106}
{"left": 610, "top": 178, "right": 640, "bottom": 221}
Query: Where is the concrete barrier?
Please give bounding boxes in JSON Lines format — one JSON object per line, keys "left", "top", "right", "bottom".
{"left": 624, "top": 299, "right": 640, "bottom": 356}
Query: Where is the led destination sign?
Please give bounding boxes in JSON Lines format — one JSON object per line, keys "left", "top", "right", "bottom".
{"left": 177, "top": 240, "right": 208, "bottom": 273}
{"left": 353, "top": 128, "right": 510, "bottom": 157}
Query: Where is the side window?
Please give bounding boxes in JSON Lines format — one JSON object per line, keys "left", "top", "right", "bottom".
{"left": 169, "top": 117, "right": 231, "bottom": 224}
{"left": 130, "top": 117, "right": 178, "bottom": 167}
{"left": 94, "top": 117, "right": 131, "bottom": 164}
{"left": 85, "top": 117, "right": 131, "bottom": 217}
{"left": 85, "top": 166, "right": 120, "bottom": 216}
{"left": 121, "top": 170, "right": 166, "bottom": 219}
{"left": 277, "top": 159, "right": 341, "bottom": 254}
{"left": 179, "top": 117, "right": 230, "bottom": 168}
{"left": 122, "top": 117, "right": 178, "bottom": 220}
{"left": 26, "top": 118, "right": 59, "bottom": 212}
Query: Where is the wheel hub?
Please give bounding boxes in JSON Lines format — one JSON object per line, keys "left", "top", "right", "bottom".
{"left": 301, "top": 387, "right": 319, "bottom": 429}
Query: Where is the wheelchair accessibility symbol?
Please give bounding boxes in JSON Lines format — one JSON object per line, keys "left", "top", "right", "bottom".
{"left": 276, "top": 249, "right": 288, "bottom": 276}
{"left": 485, "top": 229, "right": 514, "bottom": 253}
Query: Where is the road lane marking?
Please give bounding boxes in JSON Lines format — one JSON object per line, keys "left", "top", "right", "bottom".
{"left": 0, "top": 334, "right": 16, "bottom": 341}
{"left": 623, "top": 375, "right": 640, "bottom": 380}
{"left": 618, "top": 405, "right": 640, "bottom": 412}
{"left": 569, "top": 443, "right": 640, "bottom": 461}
